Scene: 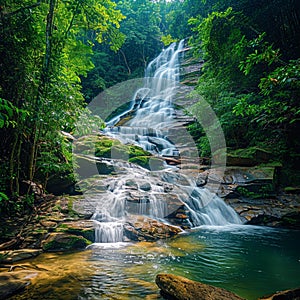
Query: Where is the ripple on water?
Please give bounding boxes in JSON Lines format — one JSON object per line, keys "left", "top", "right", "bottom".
{"left": 7, "top": 226, "right": 300, "bottom": 300}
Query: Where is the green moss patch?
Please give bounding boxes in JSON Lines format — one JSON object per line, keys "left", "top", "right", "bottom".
{"left": 75, "top": 134, "right": 157, "bottom": 170}
{"left": 42, "top": 233, "right": 92, "bottom": 252}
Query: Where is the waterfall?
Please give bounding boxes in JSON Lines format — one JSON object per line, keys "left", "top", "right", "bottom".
{"left": 93, "top": 41, "right": 241, "bottom": 243}
{"left": 105, "top": 40, "right": 185, "bottom": 156}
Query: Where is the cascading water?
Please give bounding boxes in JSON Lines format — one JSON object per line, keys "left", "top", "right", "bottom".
{"left": 105, "top": 40, "right": 185, "bottom": 156}
{"left": 93, "top": 41, "right": 241, "bottom": 243}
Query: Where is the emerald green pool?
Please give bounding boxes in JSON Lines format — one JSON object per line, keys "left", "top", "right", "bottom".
{"left": 11, "top": 225, "right": 300, "bottom": 300}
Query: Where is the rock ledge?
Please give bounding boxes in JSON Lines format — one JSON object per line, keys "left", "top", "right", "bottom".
{"left": 155, "top": 273, "right": 245, "bottom": 300}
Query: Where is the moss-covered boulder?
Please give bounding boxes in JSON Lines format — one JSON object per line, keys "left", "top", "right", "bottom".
{"left": 227, "top": 147, "right": 273, "bottom": 166}
{"left": 74, "top": 134, "right": 161, "bottom": 171}
{"left": 57, "top": 220, "right": 95, "bottom": 242}
{"left": 42, "top": 233, "right": 91, "bottom": 252}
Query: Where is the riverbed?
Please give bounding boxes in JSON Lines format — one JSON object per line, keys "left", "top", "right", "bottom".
{"left": 9, "top": 224, "right": 300, "bottom": 300}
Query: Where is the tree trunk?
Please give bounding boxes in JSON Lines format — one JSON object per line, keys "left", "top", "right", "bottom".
{"left": 120, "top": 49, "right": 131, "bottom": 75}
{"left": 28, "top": 0, "right": 56, "bottom": 181}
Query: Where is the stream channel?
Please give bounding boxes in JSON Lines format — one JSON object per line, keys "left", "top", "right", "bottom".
{"left": 10, "top": 41, "right": 300, "bottom": 300}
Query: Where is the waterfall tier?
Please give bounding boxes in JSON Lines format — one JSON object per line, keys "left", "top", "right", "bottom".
{"left": 84, "top": 41, "right": 241, "bottom": 243}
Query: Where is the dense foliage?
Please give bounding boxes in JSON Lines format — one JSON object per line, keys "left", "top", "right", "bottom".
{"left": 0, "top": 0, "right": 299, "bottom": 213}
{"left": 0, "top": 0, "right": 124, "bottom": 211}
{"left": 185, "top": 0, "right": 300, "bottom": 186}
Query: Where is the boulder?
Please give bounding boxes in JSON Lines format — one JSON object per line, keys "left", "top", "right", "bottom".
{"left": 155, "top": 273, "right": 245, "bottom": 300}
{"left": 199, "top": 166, "right": 277, "bottom": 199}
{"left": 41, "top": 233, "right": 91, "bottom": 252}
{"left": 226, "top": 148, "right": 273, "bottom": 167}
{"left": 247, "top": 211, "right": 300, "bottom": 229}
{"left": 259, "top": 287, "right": 300, "bottom": 299}
{"left": 124, "top": 216, "right": 182, "bottom": 241}
{"left": 226, "top": 193, "right": 300, "bottom": 228}
{"left": 57, "top": 220, "right": 95, "bottom": 242}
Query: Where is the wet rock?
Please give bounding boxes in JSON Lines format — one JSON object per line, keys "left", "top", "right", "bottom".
{"left": 163, "top": 156, "right": 181, "bottom": 166}
{"left": 165, "top": 205, "right": 191, "bottom": 228}
{"left": 200, "top": 166, "right": 277, "bottom": 199}
{"left": 160, "top": 172, "right": 190, "bottom": 186}
{"left": 0, "top": 271, "right": 35, "bottom": 299}
{"left": 125, "top": 179, "right": 138, "bottom": 189}
{"left": 0, "top": 249, "right": 42, "bottom": 263}
{"left": 42, "top": 233, "right": 91, "bottom": 252}
{"left": 247, "top": 211, "right": 300, "bottom": 229}
{"left": 163, "top": 183, "right": 173, "bottom": 192}
{"left": 155, "top": 273, "right": 245, "bottom": 300}
{"left": 57, "top": 220, "right": 95, "bottom": 242}
{"left": 75, "top": 155, "right": 115, "bottom": 177}
{"left": 70, "top": 194, "right": 99, "bottom": 218}
{"left": 139, "top": 182, "right": 151, "bottom": 191}
{"left": 259, "top": 287, "right": 300, "bottom": 299}
{"left": 124, "top": 216, "right": 182, "bottom": 241}
{"left": 225, "top": 194, "right": 300, "bottom": 228}
{"left": 125, "top": 192, "right": 150, "bottom": 203}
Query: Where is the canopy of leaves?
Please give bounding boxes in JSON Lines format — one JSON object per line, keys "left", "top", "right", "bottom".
{"left": 0, "top": 0, "right": 124, "bottom": 204}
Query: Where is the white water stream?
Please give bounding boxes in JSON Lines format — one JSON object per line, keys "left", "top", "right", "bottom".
{"left": 92, "top": 41, "right": 241, "bottom": 243}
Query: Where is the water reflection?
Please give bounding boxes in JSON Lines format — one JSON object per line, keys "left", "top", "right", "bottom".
{"left": 9, "top": 225, "right": 300, "bottom": 300}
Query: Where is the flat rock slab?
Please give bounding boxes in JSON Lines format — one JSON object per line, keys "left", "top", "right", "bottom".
{"left": 0, "top": 249, "right": 42, "bottom": 263}
{"left": 156, "top": 273, "right": 245, "bottom": 300}
{"left": 124, "top": 216, "right": 182, "bottom": 241}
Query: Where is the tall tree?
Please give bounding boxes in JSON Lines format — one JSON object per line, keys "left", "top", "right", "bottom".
{"left": 0, "top": 0, "right": 124, "bottom": 201}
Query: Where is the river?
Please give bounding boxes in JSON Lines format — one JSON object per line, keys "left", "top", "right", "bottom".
{"left": 10, "top": 225, "right": 300, "bottom": 300}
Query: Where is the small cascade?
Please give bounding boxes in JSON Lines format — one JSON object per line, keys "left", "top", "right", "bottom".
{"left": 93, "top": 222, "right": 123, "bottom": 243}
{"left": 182, "top": 187, "right": 242, "bottom": 226}
{"left": 91, "top": 40, "right": 242, "bottom": 243}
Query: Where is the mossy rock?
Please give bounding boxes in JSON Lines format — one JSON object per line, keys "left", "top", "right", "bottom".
{"left": 284, "top": 186, "right": 300, "bottom": 194}
{"left": 76, "top": 134, "right": 156, "bottom": 170}
{"left": 129, "top": 156, "right": 165, "bottom": 170}
{"left": 129, "top": 156, "right": 150, "bottom": 169}
{"left": 227, "top": 147, "right": 273, "bottom": 166}
{"left": 42, "top": 233, "right": 91, "bottom": 252}
{"left": 57, "top": 221, "right": 95, "bottom": 242}
{"left": 128, "top": 145, "right": 150, "bottom": 158}
{"left": 281, "top": 212, "right": 300, "bottom": 229}
{"left": 236, "top": 183, "right": 275, "bottom": 199}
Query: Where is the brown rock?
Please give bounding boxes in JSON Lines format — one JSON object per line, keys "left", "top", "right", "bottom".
{"left": 259, "top": 287, "right": 300, "bottom": 299}
{"left": 155, "top": 273, "right": 245, "bottom": 300}
{"left": 0, "top": 249, "right": 42, "bottom": 263}
{"left": 40, "top": 220, "right": 57, "bottom": 228}
{"left": 124, "top": 216, "right": 182, "bottom": 241}
{"left": 175, "top": 213, "right": 188, "bottom": 219}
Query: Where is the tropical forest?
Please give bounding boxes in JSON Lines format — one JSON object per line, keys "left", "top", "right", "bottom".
{"left": 0, "top": 0, "right": 300, "bottom": 299}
